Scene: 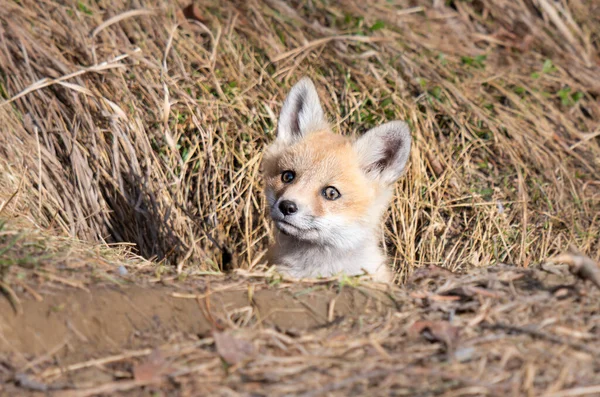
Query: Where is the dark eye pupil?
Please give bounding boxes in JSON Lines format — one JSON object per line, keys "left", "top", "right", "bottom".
{"left": 323, "top": 186, "right": 340, "bottom": 200}
{"left": 282, "top": 171, "right": 295, "bottom": 183}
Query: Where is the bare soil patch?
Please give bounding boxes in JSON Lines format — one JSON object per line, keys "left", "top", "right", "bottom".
{"left": 0, "top": 280, "right": 391, "bottom": 359}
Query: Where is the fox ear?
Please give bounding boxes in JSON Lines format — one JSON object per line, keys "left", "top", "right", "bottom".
{"left": 276, "top": 77, "right": 327, "bottom": 144}
{"left": 354, "top": 121, "right": 412, "bottom": 185}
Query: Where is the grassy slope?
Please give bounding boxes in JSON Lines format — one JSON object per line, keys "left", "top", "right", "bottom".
{"left": 1, "top": 2, "right": 600, "bottom": 393}
{"left": 0, "top": 0, "right": 599, "bottom": 282}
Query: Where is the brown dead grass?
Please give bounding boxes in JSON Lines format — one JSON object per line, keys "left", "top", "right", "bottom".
{"left": 1, "top": 0, "right": 599, "bottom": 280}
{"left": 2, "top": 2, "right": 600, "bottom": 394}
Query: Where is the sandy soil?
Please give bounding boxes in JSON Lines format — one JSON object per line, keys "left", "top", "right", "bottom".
{"left": 1, "top": 281, "right": 392, "bottom": 359}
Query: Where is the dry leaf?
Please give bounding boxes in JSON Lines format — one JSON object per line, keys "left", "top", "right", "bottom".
{"left": 182, "top": 3, "right": 207, "bottom": 23}
{"left": 426, "top": 151, "right": 445, "bottom": 177}
{"left": 133, "top": 349, "right": 169, "bottom": 383}
{"left": 213, "top": 330, "right": 256, "bottom": 365}
{"left": 408, "top": 320, "right": 461, "bottom": 351}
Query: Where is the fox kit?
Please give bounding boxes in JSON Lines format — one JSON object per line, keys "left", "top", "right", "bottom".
{"left": 262, "top": 77, "right": 411, "bottom": 283}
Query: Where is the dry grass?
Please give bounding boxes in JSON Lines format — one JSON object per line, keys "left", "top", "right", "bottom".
{"left": 3, "top": 2, "right": 600, "bottom": 394}
{"left": 1, "top": 0, "right": 599, "bottom": 281}
{"left": 0, "top": 218, "right": 154, "bottom": 312}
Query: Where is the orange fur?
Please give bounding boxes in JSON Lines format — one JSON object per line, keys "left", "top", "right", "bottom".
{"left": 261, "top": 77, "right": 411, "bottom": 283}
{"left": 263, "top": 130, "right": 379, "bottom": 223}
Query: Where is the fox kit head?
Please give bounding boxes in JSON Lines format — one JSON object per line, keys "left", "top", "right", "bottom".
{"left": 262, "top": 77, "right": 411, "bottom": 250}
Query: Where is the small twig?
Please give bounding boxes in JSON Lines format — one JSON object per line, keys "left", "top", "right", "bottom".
{"left": 542, "top": 385, "right": 600, "bottom": 397}
{"left": 19, "top": 339, "right": 68, "bottom": 372}
{"left": 0, "top": 49, "right": 140, "bottom": 108}
{"left": 91, "top": 9, "right": 155, "bottom": 39}
{"left": 481, "top": 322, "right": 597, "bottom": 355}
{"left": 272, "top": 35, "right": 392, "bottom": 62}
{"left": 170, "top": 280, "right": 246, "bottom": 300}
{"left": 327, "top": 294, "right": 337, "bottom": 322}
{"left": 34, "top": 126, "right": 42, "bottom": 215}
{"left": 167, "top": 358, "right": 221, "bottom": 378}
{"left": 546, "top": 247, "right": 600, "bottom": 290}
{"left": 14, "top": 279, "right": 43, "bottom": 302}
{"left": 33, "top": 270, "right": 90, "bottom": 292}
{"left": 0, "top": 172, "right": 26, "bottom": 217}
{"left": 59, "top": 380, "right": 147, "bottom": 397}
{"left": 0, "top": 280, "right": 22, "bottom": 314}
{"left": 14, "top": 373, "right": 69, "bottom": 392}
{"left": 195, "top": 279, "right": 225, "bottom": 331}
{"left": 41, "top": 348, "right": 154, "bottom": 379}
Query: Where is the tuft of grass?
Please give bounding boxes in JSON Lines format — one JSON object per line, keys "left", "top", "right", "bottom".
{"left": 0, "top": 0, "right": 598, "bottom": 282}
{"left": 542, "top": 59, "right": 557, "bottom": 74}
{"left": 369, "top": 20, "right": 385, "bottom": 31}
{"left": 0, "top": 216, "right": 151, "bottom": 288}
{"left": 76, "top": 1, "right": 93, "bottom": 15}
{"left": 461, "top": 54, "right": 487, "bottom": 69}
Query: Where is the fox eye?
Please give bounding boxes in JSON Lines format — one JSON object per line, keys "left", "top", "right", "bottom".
{"left": 281, "top": 170, "right": 295, "bottom": 183}
{"left": 322, "top": 186, "right": 341, "bottom": 201}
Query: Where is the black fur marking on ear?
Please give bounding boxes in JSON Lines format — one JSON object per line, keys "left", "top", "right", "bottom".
{"left": 367, "top": 134, "right": 403, "bottom": 173}
{"left": 290, "top": 92, "right": 306, "bottom": 138}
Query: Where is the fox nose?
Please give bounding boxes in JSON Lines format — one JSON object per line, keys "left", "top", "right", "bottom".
{"left": 279, "top": 200, "right": 298, "bottom": 216}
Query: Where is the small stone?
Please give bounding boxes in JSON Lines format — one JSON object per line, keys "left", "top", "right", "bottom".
{"left": 496, "top": 201, "right": 505, "bottom": 214}
{"left": 454, "top": 346, "right": 476, "bottom": 362}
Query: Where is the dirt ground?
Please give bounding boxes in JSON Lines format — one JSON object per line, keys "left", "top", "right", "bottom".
{"left": 0, "top": 279, "right": 392, "bottom": 359}
{"left": 2, "top": 261, "right": 600, "bottom": 396}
